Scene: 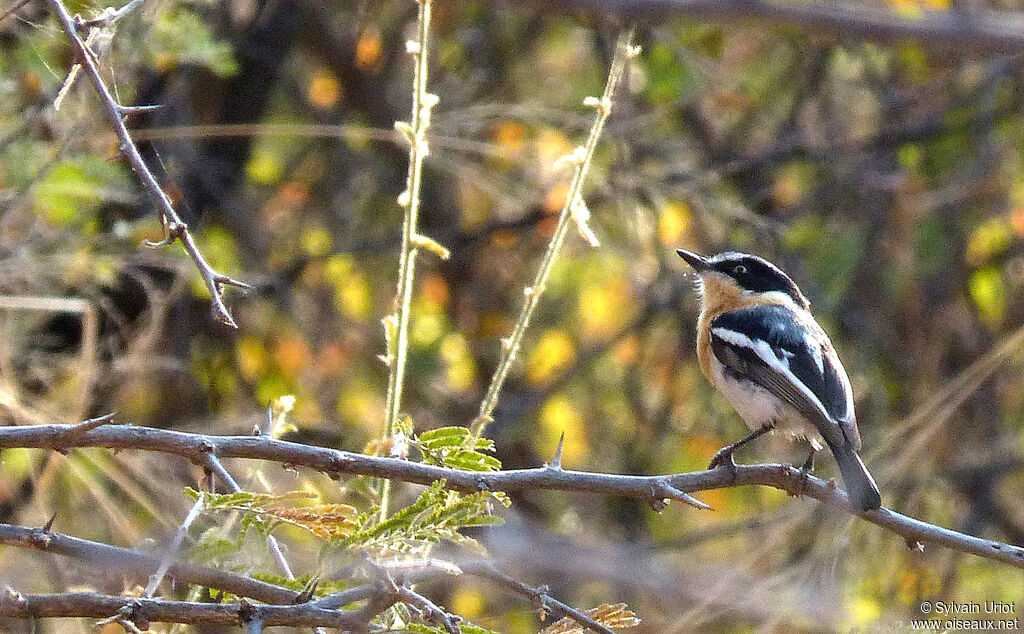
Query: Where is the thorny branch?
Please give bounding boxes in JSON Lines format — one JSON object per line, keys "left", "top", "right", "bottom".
{"left": 312, "top": 558, "right": 622, "bottom": 634}
{"left": 46, "top": 0, "right": 250, "bottom": 326}
{"left": 473, "top": 27, "right": 638, "bottom": 438}
{"left": 0, "top": 422, "right": 1021, "bottom": 570}
{"left": 463, "top": 562, "right": 617, "bottom": 634}
{"left": 380, "top": 0, "right": 441, "bottom": 520}
{"left": 0, "top": 522, "right": 299, "bottom": 604}
{"left": 0, "top": 591, "right": 382, "bottom": 629}
{"left": 0, "top": 521, "right": 611, "bottom": 632}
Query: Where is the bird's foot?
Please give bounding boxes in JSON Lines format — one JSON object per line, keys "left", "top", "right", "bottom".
{"left": 708, "top": 445, "right": 739, "bottom": 480}
{"left": 793, "top": 450, "right": 816, "bottom": 498}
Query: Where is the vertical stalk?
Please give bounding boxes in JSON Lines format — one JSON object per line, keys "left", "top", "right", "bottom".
{"left": 472, "top": 27, "right": 637, "bottom": 439}
{"left": 381, "top": 0, "right": 436, "bottom": 519}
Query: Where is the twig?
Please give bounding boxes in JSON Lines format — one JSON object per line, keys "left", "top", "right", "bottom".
{"left": 0, "top": 522, "right": 299, "bottom": 603}
{"left": 143, "top": 492, "right": 205, "bottom": 598}
{"left": 76, "top": 0, "right": 150, "bottom": 28}
{"left": 199, "top": 452, "right": 295, "bottom": 580}
{"left": 398, "top": 586, "right": 461, "bottom": 634}
{"left": 60, "top": 411, "right": 118, "bottom": 445}
{"left": 379, "top": 0, "right": 441, "bottom": 520}
{"left": 46, "top": 0, "right": 249, "bottom": 326}
{"left": 0, "top": 591, "right": 387, "bottom": 628}
{"left": 315, "top": 558, "right": 625, "bottom": 634}
{"left": 1, "top": 423, "right": 1022, "bottom": 569}
{"left": 472, "top": 27, "right": 637, "bottom": 438}
{"left": 462, "top": 562, "right": 615, "bottom": 634}
{"left": 0, "top": 0, "right": 33, "bottom": 22}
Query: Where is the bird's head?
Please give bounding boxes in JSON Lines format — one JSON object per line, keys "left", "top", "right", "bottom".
{"left": 676, "top": 249, "right": 809, "bottom": 311}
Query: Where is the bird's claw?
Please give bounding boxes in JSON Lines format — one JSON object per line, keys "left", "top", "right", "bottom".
{"left": 708, "top": 446, "right": 738, "bottom": 477}
{"left": 793, "top": 451, "right": 815, "bottom": 498}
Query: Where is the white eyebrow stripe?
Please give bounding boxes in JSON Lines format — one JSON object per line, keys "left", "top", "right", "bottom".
{"left": 711, "top": 326, "right": 833, "bottom": 423}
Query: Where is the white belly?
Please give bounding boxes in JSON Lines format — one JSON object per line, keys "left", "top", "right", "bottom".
{"left": 710, "top": 355, "right": 824, "bottom": 449}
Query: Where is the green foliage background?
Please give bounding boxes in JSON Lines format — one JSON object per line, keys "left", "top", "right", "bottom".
{"left": 0, "top": 0, "right": 1022, "bottom": 631}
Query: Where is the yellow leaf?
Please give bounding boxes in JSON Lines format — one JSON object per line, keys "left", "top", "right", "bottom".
{"left": 544, "top": 183, "right": 570, "bottom": 215}
{"left": 526, "top": 330, "right": 575, "bottom": 384}
{"left": 492, "top": 121, "right": 525, "bottom": 156}
{"left": 440, "top": 334, "right": 475, "bottom": 393}
{"left": 412, "top": 233, "right": 451, "bottom": 259}
{"left": 246, "top": 148, "right": 283, "bottom": 185}
{"left": 538, "top": 395, "right": 587, "bottom": 465}
{"left": 273, "top": 337, "right": 312, "bottom": 374}
{"left": 847, "top": 595, "right": 881, "bottom": 627}
{"left": 536, "top": 128, "right": 573, "bottom": 173}
{"left": 355, "top": 28, "right": 382, "bottom": 70}
{"left": 451, "top": 586, "right": 486, "bottom": 619}
{"left": 578, "top": 273, "right": 631, "bottom": 339}
{"left": 969, "top": 267, "right": 1005, "bottom": 327}
{"left": 966, "top": 217, "right": 1011, "bottom": 266}
{"left": 236, "top": 336, "right": 269, "bottom": 380}
{"left": 657, "top": 200, "right": 690, "bottom": 245}
{"left": 301, "top": 226, "right": 332, "bottom": 257}
{"left": 308, "top": 71, "right": 341, "bottom": 108}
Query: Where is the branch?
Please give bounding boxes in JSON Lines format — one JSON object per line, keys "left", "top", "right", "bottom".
{"left": 314, "top": 558, "right": 616, "bottom": 634}
{"left": 462, "top": 562, "right": 616, "bottom": 634}
{"left": 142, "top": 492, "right": 204, "bottom": 598}
{"left": 0, "top": 591, "right": 384, "bottom": 629}
{"left": 0, "top": 423, "right": 1021, "bottom": 569}
{"left": 0, "top": 0, "right": 34, "bottom": 23}
{"left": 524, "top": 0, "right": 1024, "bottom": 56}
{"left": 46, "top": 0, "right": 250, "bottom": 326}
{"left": 0, "top": 522, "right": 299, "bottom": 604}
{"left": 473, "top": 27, "right": 637, "bottom": 437}
{"left": 397, "top": 586, "right": 461, "bottom": 634}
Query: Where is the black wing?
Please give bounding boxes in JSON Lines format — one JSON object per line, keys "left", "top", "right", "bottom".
{"left": 710, "top": 304, "right": 860, "bottom": 449}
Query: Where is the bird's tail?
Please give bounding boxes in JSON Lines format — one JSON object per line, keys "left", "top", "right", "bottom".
{"left": 828, "top": 442, "right": 881, "bottom": 511}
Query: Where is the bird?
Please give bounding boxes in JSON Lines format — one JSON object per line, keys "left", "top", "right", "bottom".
{"left": 676, "top": 248, "right": 882, "bottom": 511}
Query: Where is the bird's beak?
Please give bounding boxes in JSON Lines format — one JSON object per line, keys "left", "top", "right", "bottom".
{"left": 676, "top": 249, "right": 710, "bottom": 272}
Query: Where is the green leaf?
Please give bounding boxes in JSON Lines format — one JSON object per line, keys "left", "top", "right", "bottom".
{"left": 969, "top": 267, "right": 1006, "bottom": 327}
{"left": 341, "top": 480, "right": 505, "bottom": 555}
{"left": 442, "top": 450, "right": 502, "bottom": 472}
{"left": 418, "top": 426, "right": 471, "bottom": 449}
{"left": 34, "top": 156, "right": 129, "bottom": 226}
{"left": 149, "top": 9, "right": 239, "bottom": 76}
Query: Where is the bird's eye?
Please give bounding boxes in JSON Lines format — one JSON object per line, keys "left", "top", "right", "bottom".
{"left": 733, "top": 265, "right": 747, "bottom": 275}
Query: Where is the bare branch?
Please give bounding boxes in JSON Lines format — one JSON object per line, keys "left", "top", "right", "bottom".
{"left": 315, "top": 559, "right": 629, "bottom": 634}
{"left": 0, "top": 522, "right": 299, "bottom": 603}
{"left": 46, "top": 0, "right": 249, "bottom": 326}
{"left": 0, "top": 0, "right": 34, "bottom": 23}
{"left": 397, "top": 586, "right": 461, "bottom": 634}
{"left": 0, "top": 591, "right": 385, "bottom": 629}
{"left": 143, "top": 492, "right": 205, "bottom": 598}
{"left": 523, "top": 0, "right": 1024, "bottom": 56}
{"left": 462, "top": 562, "right": 616, "bottom": 634}
{"left": 473, "top": 28, "right": 637, "bottom": 437}
{"left": 0, "top": 423, "right": 1021, "bottom": 569}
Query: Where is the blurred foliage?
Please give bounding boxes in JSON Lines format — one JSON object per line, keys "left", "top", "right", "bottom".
{"left": 0, "top": 0, "right": 1023, "bottom": 631}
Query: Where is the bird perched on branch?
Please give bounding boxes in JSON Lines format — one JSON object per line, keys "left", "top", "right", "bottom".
{"left": 677, "top": 249, "right": 882, "bottom": 511}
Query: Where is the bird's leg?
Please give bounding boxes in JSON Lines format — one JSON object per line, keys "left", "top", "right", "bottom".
{"left": 795, "top": 447, "right": 817, "bottom": 498}
{"left": 708, "top": 423, "right": 775, "bottom": 477}
{"left": 799, "top": 448, "right": 816, "bottom": 472}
